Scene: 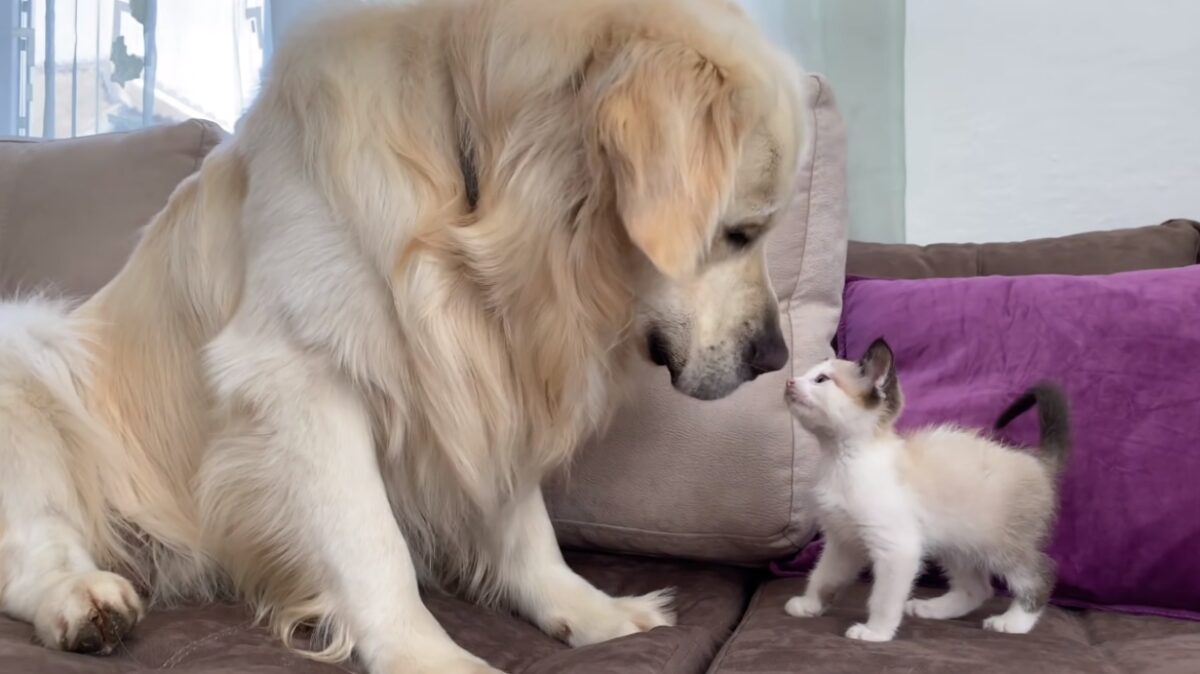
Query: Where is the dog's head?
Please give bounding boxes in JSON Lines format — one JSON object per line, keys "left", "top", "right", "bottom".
{"left": 586, "top": 5, "right": 807, "bottom": 400}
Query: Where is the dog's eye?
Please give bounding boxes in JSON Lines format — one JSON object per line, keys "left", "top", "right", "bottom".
{"left": 814, "top": 374, "right": 829, "bottom": 384}
{"left": 724, "top": 228, "right": 753, "bottom": 249}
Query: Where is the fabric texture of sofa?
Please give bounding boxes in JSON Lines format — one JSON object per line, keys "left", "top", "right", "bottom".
{"left": 3, "top": 103, "right": 1199, "bottom": 672}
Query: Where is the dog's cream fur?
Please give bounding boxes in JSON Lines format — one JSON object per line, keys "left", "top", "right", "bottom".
{"left": 0, "top": 1, "right": 805, "bottom": 671}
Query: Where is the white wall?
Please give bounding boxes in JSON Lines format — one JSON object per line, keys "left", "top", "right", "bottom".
{"left": 740, "top": 1, "right": 907, "bottom": 242}
{"left": 905, "top": 0, "right": 1200, "bottom": 244}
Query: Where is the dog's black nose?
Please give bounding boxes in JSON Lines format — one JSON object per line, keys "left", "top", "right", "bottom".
{"left": 748, "top": 317, "right": 789, "bottom": 375}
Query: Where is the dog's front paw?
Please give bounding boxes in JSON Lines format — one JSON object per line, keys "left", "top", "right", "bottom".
{"left": 611, "top": 589, "right": 676, "bottom": 633}
{"left": 784, "top": 595, "right": 825, "bottom": 618}
{"left": 33, "top": 570, "right": 144, "bottom": 654}
{"left": 845, "top": 622, "right": 895, "bottom": 642}
{"left": 549, "top": 588, "right": 676, "bottom": 647}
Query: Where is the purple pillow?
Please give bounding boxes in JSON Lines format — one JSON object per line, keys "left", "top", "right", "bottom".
{"left": 777, "top": 265, "right": 1200, "bottom": 620}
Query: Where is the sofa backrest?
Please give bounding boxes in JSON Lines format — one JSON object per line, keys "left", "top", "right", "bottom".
{"left": 847, "top": 218, "right": 1200, "bottom": 280}
{"left": 0, "top": 120, "right": 225, "bottom": 297}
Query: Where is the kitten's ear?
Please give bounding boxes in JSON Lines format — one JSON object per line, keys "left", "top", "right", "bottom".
{"left": 859, "top": 338, "right": 895, "bottom": 392}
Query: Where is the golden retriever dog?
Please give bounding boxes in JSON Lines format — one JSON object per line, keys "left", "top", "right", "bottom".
{"left": 0, "top": 0, "right": 806, "bottom": 671}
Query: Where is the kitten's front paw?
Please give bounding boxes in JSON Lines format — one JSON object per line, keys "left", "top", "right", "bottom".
{"left": 845, "top": 622, "right": 895, "bottom": 642}
{"left": 783, "top": 595, "right": 825, "bottom": 618}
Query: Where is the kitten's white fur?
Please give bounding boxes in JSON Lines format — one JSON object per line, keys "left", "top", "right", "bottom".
{"left": 782, "top": 340, "right": 1066, "bottom": 641}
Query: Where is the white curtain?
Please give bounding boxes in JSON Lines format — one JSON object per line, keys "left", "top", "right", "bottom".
{"left": 3, "top": 0, "right": 269, "bottom": 139}
{"left": 738, "top": 1, "right": 907, "bottom": 243}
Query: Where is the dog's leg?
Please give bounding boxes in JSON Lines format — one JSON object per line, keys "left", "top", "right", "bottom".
{"left": 200, "top": 330, "right": 501, "bottom": 674}
{"left": 0, "top": 385, "right": 142, "bottom": 654}
{"left": 490, "top": 487, "right": 675, "bottom": 646}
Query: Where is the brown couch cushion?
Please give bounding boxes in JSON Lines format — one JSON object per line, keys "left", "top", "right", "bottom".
{"left": 0, "top": 120, "right": 225, "bottom": 298}
{"left": 708, "top": 577, "right": 1200, "bottom": 674}
{"left": 445, "top": 552, "right": 754, "bottom": 673}
{"left": 547, "top": 74, "right": 849, "bottom": 564}
{"left": 847, "top": 219, "right": 1200, "bottom": 280}
{"left": 0, "top": 553, "right": 753, "bottom": 673}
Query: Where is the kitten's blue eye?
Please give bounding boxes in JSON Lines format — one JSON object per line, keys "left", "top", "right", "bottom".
{"left": 814, "top": 374, "right": 829, "bottom": 384}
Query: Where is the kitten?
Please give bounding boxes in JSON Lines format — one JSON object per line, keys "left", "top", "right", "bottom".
{"left": 782, "top": 338, "right": 1070, "bottom": 642}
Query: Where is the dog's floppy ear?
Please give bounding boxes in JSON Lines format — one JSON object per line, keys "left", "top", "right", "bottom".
{"left": 590, "top": 40, "right": 744, "bottom": 279}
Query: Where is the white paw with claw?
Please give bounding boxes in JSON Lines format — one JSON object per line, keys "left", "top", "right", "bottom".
{"left": 33, "top": 570, "right": 144, "bottom": 655}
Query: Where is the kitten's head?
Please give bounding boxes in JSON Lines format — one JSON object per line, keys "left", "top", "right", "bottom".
{"left": 784, "top": 338, "right": 903, "bottom": 438}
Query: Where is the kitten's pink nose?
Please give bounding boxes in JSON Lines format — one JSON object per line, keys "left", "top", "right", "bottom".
{"left": 784, "top": 378, "right": 798, "bottom": 399}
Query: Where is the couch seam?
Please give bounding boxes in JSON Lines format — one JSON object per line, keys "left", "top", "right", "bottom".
{"left": 785, "top": 76, "right": 822, "bottom": 303}
{"left": 554, "top": 517, "right": 792, "bottom": 543}
{"left": 1076, "top": 612, "right": 1129, "bottom": 674}
{"left": 658, "top": 631, "right": 694, "bottom": 673}
{"left": 704, "top": 581, "right": 767, "bottom": 673}
{"left": 161, "top": 623, "right": 249, "bottom": 668}
{"left": 773, "top": 74, "right": 825, "bottom": 551}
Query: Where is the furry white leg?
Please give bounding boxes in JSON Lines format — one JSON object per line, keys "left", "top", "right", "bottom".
{"left": 200, "top": 331, "right": 501, "bottom": 674}
{"left": 0, "top": 378, "right": 142, "bottom": 654}
{"left": 849, "top": 541, "right": 922, "bottom": 642}
{"left": 905, "top": 557, "right": 993, "bottom": 620}
{"left": 784, "top": 536, "right": 868, "bottom": 618}
{"left": 492, "top": 488, "right": 674, "bottom": 647}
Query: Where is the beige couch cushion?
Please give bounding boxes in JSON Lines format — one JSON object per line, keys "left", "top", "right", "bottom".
{"left": 547, "top": 74, "right": 849, "bottom": 563}
{"left": 0, "top": 120, "right": 225, "bottom": 297}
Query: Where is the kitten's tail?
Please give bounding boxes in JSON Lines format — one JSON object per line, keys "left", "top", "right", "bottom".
{"left": 995, "top": 381, "right": 1072, "bottom": 475}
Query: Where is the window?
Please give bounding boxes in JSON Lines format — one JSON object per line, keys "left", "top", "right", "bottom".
{"left": 2, "top": 0, "right": 270, "bottom": 138}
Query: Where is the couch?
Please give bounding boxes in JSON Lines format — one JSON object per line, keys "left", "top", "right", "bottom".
{"left": 3, "top": 113, "right": 1200, "bottom": 673}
